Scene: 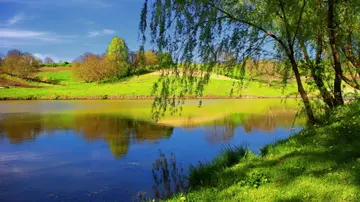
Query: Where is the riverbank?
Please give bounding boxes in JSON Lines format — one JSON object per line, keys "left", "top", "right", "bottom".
{"left": 0, "top": 95, "right": 302, "bottom": 100}
{"left": 168, "top": 100, "right": 360, "bottom": 201}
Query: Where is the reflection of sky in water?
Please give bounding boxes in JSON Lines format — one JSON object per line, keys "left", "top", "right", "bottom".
{"left": 0, "top": 124, "right": 300, "bottom": 201}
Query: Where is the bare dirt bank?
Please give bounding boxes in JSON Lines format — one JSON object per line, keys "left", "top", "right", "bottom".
{"left": 0, "top": 95, "right": 302, "bottom": 101}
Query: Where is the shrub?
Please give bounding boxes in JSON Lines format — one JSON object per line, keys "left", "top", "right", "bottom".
{"left": 74, "top": 53, "right": 121, "bottom": 82}
{"left": 1, "top": 50, "right": 41, "bottom": 78}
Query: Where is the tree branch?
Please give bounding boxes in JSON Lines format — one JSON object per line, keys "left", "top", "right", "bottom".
{"left": 341, "top": 75, "right": 360, "bottom": 90}
{"left": 278, "top": 0, "right": 293, "bottom": 48}
{"left": 207, "top": 1, "right": 289, "bottom": 53}
{"left": 291, "top": 0, "right": 306, "bottom": 46}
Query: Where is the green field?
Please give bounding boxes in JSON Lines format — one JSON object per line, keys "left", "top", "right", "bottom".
{"left": 0, "top": 69, "right": 299, "bottom": 100}
{"left": 167, "top": 100, "right": 360, "bottom": 201}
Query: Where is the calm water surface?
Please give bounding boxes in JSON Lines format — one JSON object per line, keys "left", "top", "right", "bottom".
{"left": 0, "top": 100, "right": 302, "bottom": 201}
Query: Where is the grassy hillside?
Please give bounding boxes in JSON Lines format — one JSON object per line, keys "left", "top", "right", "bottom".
{"left": 168, "top": 100, "right": 360, "bottom": 201}
{"left": 0, "top": 68, "right": 299, "bottom": 99}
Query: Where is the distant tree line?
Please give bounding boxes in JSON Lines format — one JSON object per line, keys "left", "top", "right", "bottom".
{"left": 0, "top": 37, "right": 173, "bottom": 83}
{"left": 42, "top": 57, "right": 72, "bottom": 67}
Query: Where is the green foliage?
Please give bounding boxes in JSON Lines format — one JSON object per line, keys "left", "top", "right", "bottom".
{"left": 107, "top": 37, "right": 130, "bottom": 61}
{"left": 107, "top": 36, "right": 130, "bottom": 76}
{"left": 238, "top": 170, "right": 270, "bottom": 189}
{"left": 140, "top": 0, "right": 360, "bottom": 124}
{"left": 140, "top": 0, "right": 317, "bottom": 122}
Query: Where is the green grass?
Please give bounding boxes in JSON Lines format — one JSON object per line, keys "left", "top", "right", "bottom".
{"left": 167, "top": 101, "right": 360, "bottom": 201}
{"left": 0, "top": 69, "right": 298, "bottom": 99}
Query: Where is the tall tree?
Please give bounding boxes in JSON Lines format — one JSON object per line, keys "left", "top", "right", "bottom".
{"left": 107, "top": 36, "right": 130, "bottom": 76}
{"left": 327, "top": 0, "right": 344, "bottom": 105}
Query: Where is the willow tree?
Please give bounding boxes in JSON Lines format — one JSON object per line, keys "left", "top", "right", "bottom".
{"left": 140, "top": 0, "right": 323, "bottom": 123}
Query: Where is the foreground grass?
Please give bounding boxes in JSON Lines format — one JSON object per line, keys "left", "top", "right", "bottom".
{"left": 0, "top": 70, "right": 298, "bottom": 99}
{"left": 168, "top": 101, "right": 360, "bottom": 201}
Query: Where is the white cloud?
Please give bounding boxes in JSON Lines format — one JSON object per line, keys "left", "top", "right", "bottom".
{"left": 87, "top": 29, "right": 115, "bottom": 37}
{"left": 7, "top": 14, "right": 25, "bottom": 25}
{"left": 0, "top": 29, "right": 45, "bottom": 38}
{"left": 0, "top": 28, "right": 74, "bottom": 42}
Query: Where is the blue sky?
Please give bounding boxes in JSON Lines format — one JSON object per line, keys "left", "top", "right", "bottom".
{"left": 0, "top": 0, "right": 147, "bottom": 62}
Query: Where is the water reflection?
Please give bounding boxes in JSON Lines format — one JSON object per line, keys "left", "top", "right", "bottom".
{"left": 0, "top": 106, "right": 301, "bottom": 201}
{"left": 0, "top": 109, "right": 300, "bottom": 159}
{"left": 151, "top": 151, "right": 187, "bottom": 199}
{"left": 0, "top": 114, "right": 174, "bottom": 159}
{"left": 205, "top": 109, "right": 299, "bottom": 144}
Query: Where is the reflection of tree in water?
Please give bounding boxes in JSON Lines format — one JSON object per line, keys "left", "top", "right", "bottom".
{"left": 72, "top": 115, "right": 134, "bottom": 159}
{"left": 205, "top": 117, "right": 237, "bottom": 144}
{"left": 151, "top": 151, "right": 187, "bottom": 200}
{"left": 0, "top": 114, "right": 61, "bottom": 144}
{"left": 205, "top": 109, "right": 298, "bottom": 144}
{"left": 0, "top": 114, "right": 173, "bottom": 159}
{"left": 72, "top": 115, "right": 174, "bottom": 159}
{"left": 243, "top": 109, "right": 298, "bottom": 133}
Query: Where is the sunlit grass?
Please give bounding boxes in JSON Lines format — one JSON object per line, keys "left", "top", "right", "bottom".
{"left": 0, "top": 70, "right": 298, "bottom": 99}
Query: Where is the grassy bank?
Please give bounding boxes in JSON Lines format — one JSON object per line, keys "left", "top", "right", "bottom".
{"left": 0, "top": 68, "right": 299, "bottom": 100}
{"left": 168, "top": 101, "right": 360, "bottom": 201}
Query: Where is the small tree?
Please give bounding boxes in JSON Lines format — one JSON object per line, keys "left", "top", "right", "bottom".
{"left": 44, "top": 57, "right": 55, "bottom": 65}
{"left": 2, "top": 50, "right": 41, "bottom": 78}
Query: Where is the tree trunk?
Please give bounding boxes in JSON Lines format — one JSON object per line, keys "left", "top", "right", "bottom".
{"left": 299, "top": 41, "right": 335, "bottom": 109}
{"left": 327, "top": 0, "right": 344, "bottom": 106}
{"left": 289, "top": 55, "right": 316, "bottom": 124}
